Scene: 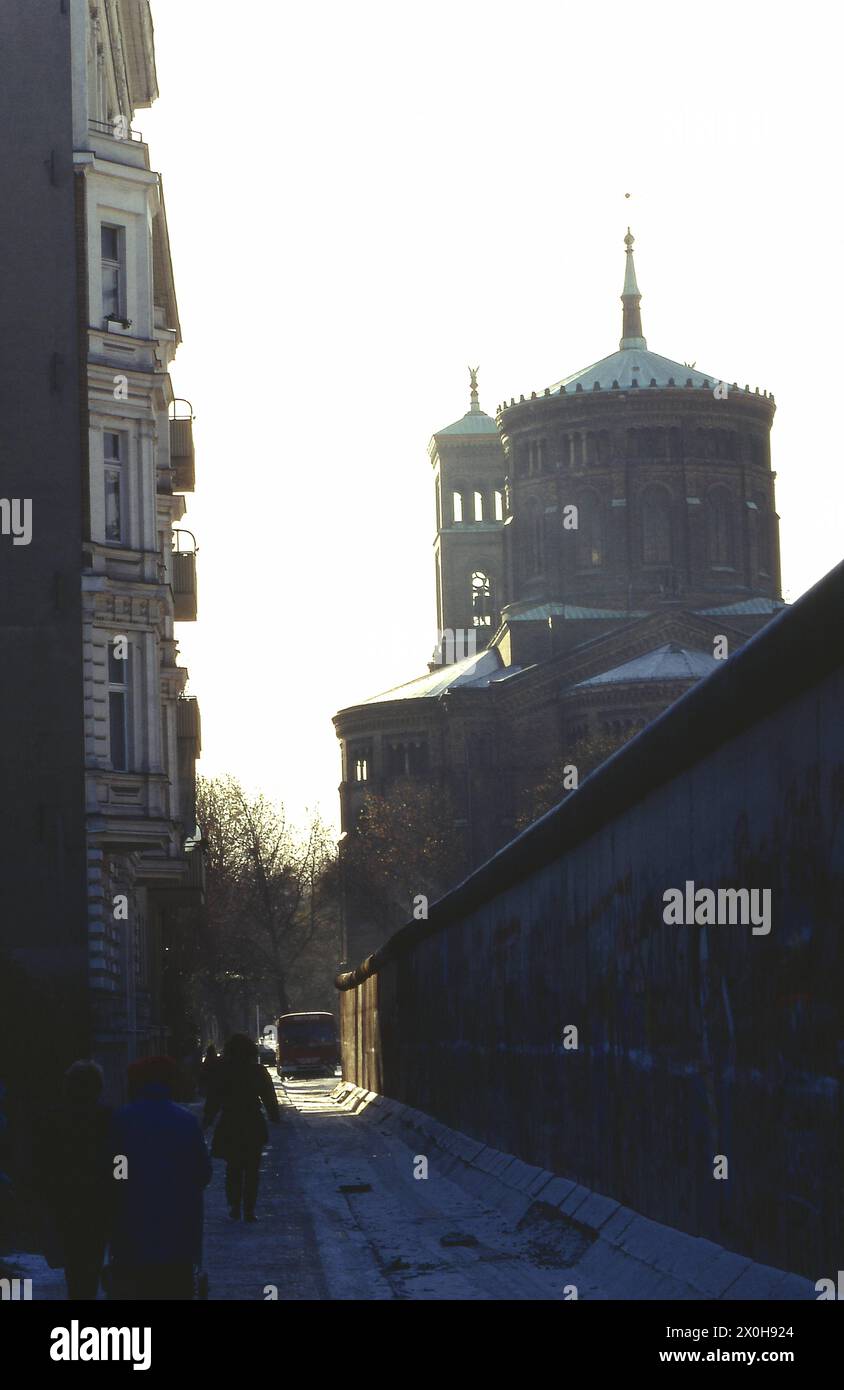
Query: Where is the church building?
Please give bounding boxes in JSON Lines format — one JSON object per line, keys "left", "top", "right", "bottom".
{"left": 334, "top": 232, "right": 785, "bottom": 963}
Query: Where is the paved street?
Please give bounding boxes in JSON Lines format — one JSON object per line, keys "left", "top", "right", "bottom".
{"left": 204, "top": 1077, "right": 584, "bottom": 1300}
{"left": 13, "top": 1076, "right": 586, "bottom": 1301}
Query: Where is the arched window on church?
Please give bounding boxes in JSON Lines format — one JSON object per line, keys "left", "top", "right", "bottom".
{"left": 526, "top": 496, "right": 543, "bottom": 575}
{"left": 494, "top": 489, "right": 504, "bottom": 521}
{"left": 641, "top": 485, "right": 673, "bottom": 565}
{"left": 350, "top": 743, "right": 371, "bottom": 783}
{"left": 753, "top": 491, "right": 771, "bottom": 575}
{"left": 471, "top": 571, "right": 493, "bottom": 627}
{"left": 474, "top": 490, "right": 484, "bottom": 522}
{"left": 707, "top": 487, "right": 735, "bottom": 567}
{"left": 576, "top": 492, "right": 603, "bottom": 569}
{"left": 452, "top": 486, "right": 467, "bottom": 524}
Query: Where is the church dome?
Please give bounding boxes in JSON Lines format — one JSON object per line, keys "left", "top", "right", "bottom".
{"left": 500, "top": 231, "right": 772, "bottom": 406}
{"left": 437, "top": 407, "right": 499, "bottom": 435}
{"left": 494, "top": 231, "right": 779, "bottom": 617}
{"left": 550, "top": 346, "right": 722, "bottom": 394}
{"left": 551, "top": 230, "right": 724, "bottom": 393}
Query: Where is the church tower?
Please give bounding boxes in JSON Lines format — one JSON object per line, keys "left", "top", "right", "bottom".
{"left": 429, "top": 368, "right": 506, "bottom": 663}
{"left": 497, "top": 231, "right": 781, "bottom": 625}
{"left": 334, "top": 231, "right": 787, "bottom": 965}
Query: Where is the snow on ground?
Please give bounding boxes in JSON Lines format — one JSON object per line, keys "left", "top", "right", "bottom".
{"left": 8, "top": 1077, "right": 592, "bottom": 1300}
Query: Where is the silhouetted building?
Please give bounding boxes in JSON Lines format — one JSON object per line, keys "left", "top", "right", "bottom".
{"left": 0, "top": 0, "right": 203, "bottom": 1095}
{"left": 335, "top": 234, "right": 785, "bottom": 963}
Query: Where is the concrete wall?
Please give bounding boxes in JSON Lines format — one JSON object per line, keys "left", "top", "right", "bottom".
{"left": 0, "top": 2, "right": 88, "bottom": 1008}
{"left": 338, "top": 559, "right": 844, "bottom": 1280}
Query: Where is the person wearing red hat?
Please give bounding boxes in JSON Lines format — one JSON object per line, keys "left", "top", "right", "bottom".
{"left": 106, "top": 1056, "right": 211, "bottom": 1300}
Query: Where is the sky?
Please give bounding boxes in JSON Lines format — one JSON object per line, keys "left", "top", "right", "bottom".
{"left": 140, "top": 0, "right": 844, "bottom": 832}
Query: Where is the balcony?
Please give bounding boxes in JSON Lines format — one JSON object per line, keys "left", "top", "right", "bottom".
{"left": 145, "top": 842, "right": 206, "bottom": 908}
{"left": 176, "top": 695, "right": 202, "bottom": 749}
{"left": 182, "top": 841, "right": 207, "bottom": 901}
{"left": 85, "top": 118, "right": 149, "bottom": 171}
{"left": 169, "top": 400, "right": 195, "bottom": 492}
{"left": 172, "top": 530, "right": 197, "bottom": 622}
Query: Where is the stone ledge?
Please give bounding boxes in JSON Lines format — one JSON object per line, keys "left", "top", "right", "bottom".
{"left": 331, "top": 1083, "right": 816, "bottom": 1301}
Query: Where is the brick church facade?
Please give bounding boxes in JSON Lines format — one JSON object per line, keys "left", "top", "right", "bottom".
{"left": 334, "top": 232, "right": 785, "bottom": 963}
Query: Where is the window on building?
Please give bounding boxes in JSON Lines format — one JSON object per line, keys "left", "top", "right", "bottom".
{"left": 349, "top": 742, "right": 371, "bottom": 782}
{"left": 526, "top": 496, "right": 543, "bottom": 576}
{"left": 452, "top": 490, "right": 464, "bottom": 523}
{"left": 753, "top": 492, "right": 771, "bottom": 575}
{"left": 494, "top": 489, "right": 504, "bottom": 521}
{"left": 108, "top": 639, "right": 130, "bottom": 771}
{"left": 469, "top": 731, "right": 494, "bottom": 767}
{"left": 707, "top": 487, "right": 735, "bottom": 567}
{"left": 384, "top": 739, "right": 429, "bottom": 777}
{"left": 474, "top": 491, "right": 484, "bottom": 522}
{"left": 104, "top": 430, "right": 125, "bottom": 543}
{"left": 642, "top": 486, "right": 673, "bottom": 565}
{"left": 407, "top": 740, "right": 429, "bottom": 775}
{"left": 101, "top": 225, "right": 126, "bottom": 320}
{"left": 471, "top": 570, "right": 493, "bottom": 626}
{"left": 576, "top": 493, "right": 603, "bottom": 569}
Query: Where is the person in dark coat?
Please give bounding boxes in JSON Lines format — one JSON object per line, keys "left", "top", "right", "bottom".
{"left": 107, "top": 1055, "right": 211, "bottom": 1300}
{"left": 199, "top": 1044, "right": 219, "bottom": 1097}
{"left": 203, "top": 1034, "right": 279, "bottom": 1222}
{"left": 38, "top": 1060, "right": 112, "bottom": 1300}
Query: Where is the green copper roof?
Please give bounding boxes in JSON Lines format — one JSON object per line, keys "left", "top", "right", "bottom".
{"left": 504, "top": 601, "right": 647, "bottom": 622}
{"left": 436, "top": 366, "right": 500, "bottom": 436}
{"left": 694, "top": 597, "right": 788, "bottom": 616}
{"left": 571, "top": 642, "right": 718, "bottom": 688}
{"left": 545, "top": 232, "right": 727, "bottom": 395}
{"left": 437, "top": 408, "right": 499, "bottom": 436}
{"left": 359, "top": 648, "right": 508, "bottom": 704}
{"left": 549, "top": 346, "right": 721, "bottom": 394}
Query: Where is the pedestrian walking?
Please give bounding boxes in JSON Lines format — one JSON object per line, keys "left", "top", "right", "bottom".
{"left": 106, "top": 1056, "right": 211, "bottom": 1300}
{"left": 36, "top": 1060, "right": 112, "bottom": 1300}
{"left": 203, "top": 1034, "right": 279, "bottom": 1222}
{"left": 199, "top": 1043, "right": 219, "bottom": 1097}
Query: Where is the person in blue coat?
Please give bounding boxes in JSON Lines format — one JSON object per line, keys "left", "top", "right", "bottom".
{"left": 107, "top": 1055, "right": 211, "bottom": 1300}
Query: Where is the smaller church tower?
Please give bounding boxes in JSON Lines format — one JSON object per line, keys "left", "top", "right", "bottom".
{"left": 429, "top": 368, "right": 507, "bottom": 664}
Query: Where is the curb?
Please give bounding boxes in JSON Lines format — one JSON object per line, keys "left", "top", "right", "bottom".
{"left": 328, "top": 1082, "right": 816, "bottom": 1301}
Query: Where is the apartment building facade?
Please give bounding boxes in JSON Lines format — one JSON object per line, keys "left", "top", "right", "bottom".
{"left": 0, "top": 1, "right": 203, "bottom": 1096}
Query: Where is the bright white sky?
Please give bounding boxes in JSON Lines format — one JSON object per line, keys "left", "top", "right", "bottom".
{"left": 141, "top": 0, "right": 843, "bottom": 831}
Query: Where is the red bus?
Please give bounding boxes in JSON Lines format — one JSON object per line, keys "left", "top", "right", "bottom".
{"left": 276, "top": 1012, "right": 338, "bottom": 1077}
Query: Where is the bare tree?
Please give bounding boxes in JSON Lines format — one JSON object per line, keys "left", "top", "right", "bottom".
{"left": 194, "top": 775, "right": 337, "bottom": 1032}
{"left": 336, "top": 778, "right": 462, "bottom": 940}
{"left": 515, "top": 727, "right": 636, "bottom": 829}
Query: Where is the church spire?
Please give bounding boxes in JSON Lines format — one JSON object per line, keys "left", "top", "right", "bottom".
{"left": 620, "top": 228, "right": 647, "bottom": 350}
{"left": 468, "top": 364, "right": 481, "bottom": 413}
